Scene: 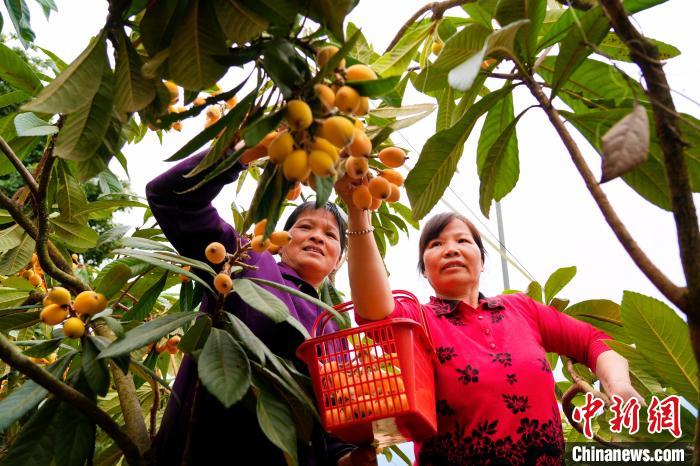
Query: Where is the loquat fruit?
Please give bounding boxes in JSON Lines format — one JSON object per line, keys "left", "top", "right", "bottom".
{"left": 432, "top": 41, "right": 443, "bottom": 55}
{"left": 47, "top": 287, "right": 71, "bottom": 306}
{"left": 387, "top": 183, "right": 401, "bottom": 203}
{"left": 205, "top": 105, "right": 222, "bottom": 120}
{"left": 225, "top": 96, "right": 237, "bottom": 109}
{"left": 254, "top": 219, "right": 268, "bottom": 237}
{"left": 369, "top": 177, "right": 392, "bottom": 200}
{"left": 319, "top": 116, "right": 355, "bottom": 148}
{"left": 164, "top": 81, "right": 179, "bottom": 103}
{"left": 73, "top": 291, "right": 107, "bottom": 315}
{"left": 316, "top": 46, "right": 345, "bottom": 69}
{"left": 205, "top": 242, "right": 227, "bottom": 264}
{"left": 347, "top": 129, "right": 372, "bottom": 158}
{"left": 314, "top": 84, "right": 335, "bottom": 112}
{"left": 179, "top": 265, "right": 191, "bottom": 282}
{"left": 267, "top": 243, "right": 281, "bottom": 255}
{"left": 345, "top": 156, "right": 369, "bottom": 179}
{"left": 352, "top": 185, "right": 373, "bottom": 210}
{"left": 268, "top": 131, "right": 295, "bottom": 164}
{"left": 370, "top": 196, "right": 382, "bottom": 211}
{"left": 29, "top": 274, "right": 42, "bottom": 287}
{"left": 380, "top": 169, "right": 404, "bottom": 186}
{"left": 283, "top": 149, "right": 310, "bottom": 182}
{"left": 40, "top": 304, "right": 68, "bottom": 326}
{"left": 193, "top": 96, "right": 207, "bottom": 106}
{"left": 353, "top": 97, "right": 369, "bottom": 116}
{"left": 310, "top": 137, "right": 339, "bottom": 162}
{"left": 250, "top": 235, "right": 271, "bottom": 253}
{"left": 334, "top": 86, "right": 360, "bottom": 114}
{"left": 21, "top": 269, "right": 34, "bottom": 280}
{"left": 378, "top": 147, "right": 407, "bottom": 168}
{"left": 345, "top": 64, "right": 377, "bottom": 81}
{"left": 269, "top": 231, "right": 292, "bottom": 247}
{"left": 287, "top": 183, "right": 302, "bottom": 201}
{"left": 308, "top": 150, "right": 336, "bottom": 177}
{"left": 166, "top": 335, "right": 181, "bottom": 354}
{"left": 63, "top": 317, "right": 85, "bottom": 339}
{"left": 286, "top": 100, "right": 313, "bottom": 131}
{"left": 171, "top": 121, "right": 183, "bottom": 132}
{"left": 214, "top": 273, "right": 233, "bottom": 295}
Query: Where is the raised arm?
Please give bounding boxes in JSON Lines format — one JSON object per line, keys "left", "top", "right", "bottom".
{"left": 145, "top": 150, "right": 245, "bottom": 262}
{"left": 335, "top": 176, "right": 394, "bottom": 321}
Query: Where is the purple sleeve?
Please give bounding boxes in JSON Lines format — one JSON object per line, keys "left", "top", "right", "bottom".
{"left": 145, "top": 150, "right": 245, "bottom": 262}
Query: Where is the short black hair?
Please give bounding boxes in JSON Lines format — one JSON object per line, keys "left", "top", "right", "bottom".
{"left": 418, "top": 212, "right": 485, "bottom": 273}
{"left": 283, "top": 201, "right": 347, "bottom": 253}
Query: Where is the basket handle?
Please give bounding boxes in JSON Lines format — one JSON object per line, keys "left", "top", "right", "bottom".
{"left": 312, "top": 290, "right": 434, "bottom": 347}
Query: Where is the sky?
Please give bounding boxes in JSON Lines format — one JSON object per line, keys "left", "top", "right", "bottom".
{"left": 4, "top": 0, "right": 700, "bottom": 462}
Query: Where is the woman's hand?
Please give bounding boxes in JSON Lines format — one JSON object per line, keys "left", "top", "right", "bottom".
{"left": 605, "top": 380, "right": 645, "bottom": 404}
{"left": 337, "top": 446, "right": 378, "bottom": 466}
{"left": 334, "top": 174, "right": 365, "bottom": 213}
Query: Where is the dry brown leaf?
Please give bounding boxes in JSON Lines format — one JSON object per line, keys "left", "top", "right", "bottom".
{"left": 600, "top": 103, "right": 650, "bottom": 183}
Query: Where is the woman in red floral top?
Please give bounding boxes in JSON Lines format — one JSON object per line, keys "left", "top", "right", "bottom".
{"left": 337, "top": 177, "right": 642, "bottom": 465}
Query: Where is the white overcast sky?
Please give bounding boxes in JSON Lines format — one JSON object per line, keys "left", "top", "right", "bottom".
{"left": 6, "top": 1, "right": 699, "bottom": 309}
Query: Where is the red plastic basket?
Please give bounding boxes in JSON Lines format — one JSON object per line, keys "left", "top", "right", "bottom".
{"left": 296, "top": 290, "right": 437, "bottom": 447}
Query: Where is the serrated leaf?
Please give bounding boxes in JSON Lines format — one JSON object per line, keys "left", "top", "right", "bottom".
{"left": 0, "top": 309, "right": 40, "bottom": 331}
{"left": 372, "top": 20, "right": 434, "bottom": 77}
{"left": 23, "top": 31, "right": 107, "bottom": 114}
{"left": 216, "top": 0, "right": 267, "bottom": 45}
{"left": 50, "top": 219, "right": 98, "bottom": 252}
{"left": 254, "top": 376, "right": 298, "bottom": 466}
{"left": 178, "top": 315, "right": 211, "bottom": 354}
{"left": 566, "top": 299, "right": 629, "bottom": 343}
{"left": 168, "top": 0, "right": 228, "bottom": 90}
{"left": 99, "top": 312, "right": 197, "bottom": 359}
{"left": 0, "top": 233, "right": 34, "bottom": 275}
{"left": 0, "top": 43, "right": 42, "bottom": 95}
{"left": 233, "top": 278, "right": 289, "bottom": 324}
{"left": 600, "top": 103, "right": 649, "bottom": 182}
{"left": 226, "top": 313, "right": 265, "bottom": 364}
{"left": 621, "top": 291, "right": 697, "bottom": 404}
{"left": 83, "top": 336, "right": 110, "bottom": 396}
{"left": 54, "top": 67, "right": 114, "bottom": 161}
{"left": 122, "top": 271, "right": 168, "bottom": 321}
{"left": 198, "top": 327, "right": 251, "bottom": 408}
{"left": 22, "top": 338, "right": 61, "bottom": 357}
{"left": 405, "top": 85, "right": 513, "bottom": 220}
{"left": 543, "top": 266, "right": 577, "bottom": 304}
{"left": 55, "top": 160, "right": 89, "bottom": 222}
{"left": 114, "top": 28, "right": 156, "bottom": 113}
{"left": 13, "top": 112, "right": 57, "bottom": 136}
{"left": 0, "top": 224, "right": 22, "bottom": 253}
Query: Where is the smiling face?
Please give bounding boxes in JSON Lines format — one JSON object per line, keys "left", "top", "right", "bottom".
{"left": 422, "top": 219, "right": 484, "bottom": 300}
{"left": 279, "top": 209, "right": 343, "bottom": 288}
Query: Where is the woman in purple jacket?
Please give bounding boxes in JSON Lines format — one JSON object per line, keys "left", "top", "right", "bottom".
{"left": 146, "top": 150, "right": 374, "bottom": 466}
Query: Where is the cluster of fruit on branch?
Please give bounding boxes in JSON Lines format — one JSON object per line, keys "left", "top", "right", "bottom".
{"left": 320, "top": 350, "right": 408, "bottom": 426}
{"left": 40, "top": 286, "right": 107, "bottom": 339}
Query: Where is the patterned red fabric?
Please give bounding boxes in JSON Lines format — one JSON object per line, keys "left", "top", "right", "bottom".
{"left": 361, "top": 292, "right": 612, "bottom": 465}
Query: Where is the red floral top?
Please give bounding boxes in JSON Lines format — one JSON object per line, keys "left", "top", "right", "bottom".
{"left": 385, "top": 292, "right": 611, "bottom": 465}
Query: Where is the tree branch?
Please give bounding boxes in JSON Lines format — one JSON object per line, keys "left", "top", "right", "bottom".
{"left": 0, "top": 137, "right": 39, "bottom": 194}
{"left": 385, "top": 0, "right": 475, "bottom": 53}
{"left": 0, "top": 333, "right": 145, "bottom": 466}
{"left": 598, "top": 0, "right": 699, "bottom": 319}
{"left": 520, "top": 73, "right": 687, "bottom": 310}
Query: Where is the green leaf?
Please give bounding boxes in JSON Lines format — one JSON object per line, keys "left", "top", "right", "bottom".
{"left": 526, "top": 281, "right": 543, "bottom": 303}
{"left": 226, "top": 313, "right": 265, "bottom": 364}
{"left": 405, "top": 85, "right": 514, "bottom": 220}
{"left": 543, "top": 266, "right": 577, "bottom": 304}
{"left": 254, "top": 375, "right": 298, "bottom": 466}
{"left": 463, "top": 3, "right": 495, "bottom": 29}
{"left": 313, "top": 174, "right": 333, "bottom": 208}
{"left": 198, "top": 327, "right": 251, "bottom": 408}
{"left": 0, "top": 351, "right": 74, "bottom": 430}
{"left": 566, "top": 299, "right": 629, "bottom": 343}
{"left": 22, "top": 31, "right": 107, "bottom": 114}
{"left": 114, "top": 28, "right": 156, "bottom": 113}
{"left": 346, "top": 76, "right": 401, "bottom": 99}
{"left": 598, "top": 33, "right": 680, "bottom": 62}
{"left": 242, "top": 107, "right": 283, "bottom": 147}
{"left": 0, "top": 398, "right": 59, "bottom": 465}
{"left": 53, "top": 396, "right": 96, "bottom": 466}
{"left": 0, "top": 90, "right": 30, "bottom": 109}
{"left": 0, "top": 309, "right": 40, "bottom": 331}
{"left": 140, "top": 0, "right": 185, "bottom": 56}
{"left": 118, "top": 237, "right": 172, "bottom": 252}
{"left": 0, "top": 233, "right": 34, "bottom": 275}
{"left": 83, "top": 336, "right": 111, "bottom": 396}
{"left": 54, "top": 67, "right": 114, "bottom": 161}
{"left": 112, "top": 248, "right": 215, "bottom": 293}
{"left": 122, "top": 271, "right": 168, "bottom": 321}
{"left": 0, "top": 43, "right": 41, "bottom": 94}
{"left": 246, "top": 277, "right": 341, "bottom": 324}
{"left": 3, "top": 0, "right": 34, "bottom": 46}
{"left": 0, "top": 288, "right": 30, "bottom": 307}
{"left": 262, "top": 38, "right": 311, "bottom": 99}
{"left": 0, "top": 224, "right": 22, "bottom": 253}
{"left": 98, "top": 316, "right": 125, "bottom": 339}
{"left": 55, "top": 160, "right": 89, "bottom": 222}
{"left": 216, "top": 0, "right": 267, "bottom": 45}
{"left": 551, "top": 7, "right": 610, "bottom": 98}
{"left": 22, "top": 338, "right": 61, "bottom": 357}
{"left": 98, "top": 312, "right": 197, "bottom": 359}
{"left": 178, "top": 315, "right": 211, "bottom": 354}
{"left": 243, "top": 164, "right": 294, "bottom": 232}
{"left": 562, "top": 108, "right": 672, "bottom": 210}
{"left": 13, "top": 112, "right": 58, "bottom": 136}
{"left": 168, "top": 0, "right": 229, "bottom": 90}
{"left": 50, "top": 219, "right": 99, "bottom": 252}
{"left": 372, "top": 20, "right": 434, "bottom": 77}
{"left": 233, "top": 278, "right": 290, "bottom": 324}
{"left": 435, "top": 87, "right": 456, "bottom": 132}
{"left": 621, "top": 291, "right": 698, "bottom": 404}
{"left": 476, "top": 91, "right": 523, "bottom": 217}
{"left": 309, "top": 0, "right": 354, "bottom": 40}
{"left": 347, "top": 22, "right": 380, "bottom": 64}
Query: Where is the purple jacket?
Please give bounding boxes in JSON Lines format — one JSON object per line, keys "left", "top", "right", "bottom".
{"left": 146, "top": 151, "right": 353, "bottom": 465}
